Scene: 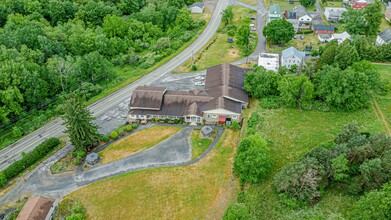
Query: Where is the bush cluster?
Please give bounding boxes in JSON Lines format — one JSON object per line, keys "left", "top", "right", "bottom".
{"left": 273, "top": 123, "right": 391, "bottom": 205}
{"left": 0, "top": 138, "right": 60, "bottom": 187}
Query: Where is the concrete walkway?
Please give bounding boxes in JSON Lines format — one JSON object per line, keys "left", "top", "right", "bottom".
{"left": 0, "top": 125, "right": 225, "bottom": 207}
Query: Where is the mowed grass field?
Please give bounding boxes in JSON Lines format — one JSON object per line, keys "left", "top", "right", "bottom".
{"left": 238, "top": 98, "right": 384, "bottom": 219}
{"left": 63, "top": 129, "right": 240, "bottom": 220}
{"left": 99, "top": 126, "right": 181, "bottom": 164}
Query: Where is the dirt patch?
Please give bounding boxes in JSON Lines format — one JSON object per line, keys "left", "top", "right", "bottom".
{"left": 227, "top": 48, "right": 240, "bottom": 59}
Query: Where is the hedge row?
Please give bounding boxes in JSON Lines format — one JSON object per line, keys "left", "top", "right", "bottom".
{"left": 0, "top": 138, "right": 60, "bottom": 187}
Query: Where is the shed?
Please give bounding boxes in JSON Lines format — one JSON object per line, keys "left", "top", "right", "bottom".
{"left": 200, "top": 126, "right": 213, "bottom": 138}
{"left": 16, "top": 196, "right": 55, "bottom": 220}
{"left": 86, "top": 152, "right": 99, "bottom": 165}
{"left": 188, "top": 2, "right": 204, "bottom": 14}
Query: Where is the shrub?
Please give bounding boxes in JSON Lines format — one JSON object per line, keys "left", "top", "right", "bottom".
{"left": 223, "top": 203, "right": 250, "bottom": 220}
{"left": 131, "top": 123, "right": 139, "bottom": 129}
{"left": 234, "top": 135, "right": 273, "bottom": 183}
{"left": 1, "top": 138, "right": 60, "bottom": 186}
{"left": 57, "top": 199, "right": 87, "bottom": 220}
{"left": 260, "top": 96, "right": 281, "bottom": 109}
{"left": 191, "top": 65, "right": 197, "bottom": 71}
{"left": 164, "top": 118, "right": 169, "bottom": 123}
{"left": 174, "top": 119, "right": 179, "bottom": 124}
{"left": 350, "top": 182, "right": 391, "bottom": 220}
{"left": 229, "top": 121, "right": 241, "bottom": 130}
{"left": 110, "top": 131, "right": 118, "bottom": 139}
{"left": 125, "top": 125, "right": 133, "bottom": 132}
{"left": 0, "top": 172, "right": 7, "bottom": 187}
{"left": 102, "top": 135, "right": 110, "bottom": 142}
{"left": 118, "top": 130, "right": 125, "bottom": 137}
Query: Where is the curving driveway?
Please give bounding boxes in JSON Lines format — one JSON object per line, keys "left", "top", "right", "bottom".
{"left": 0, "top": 126, "right": 224, "bottom": 207}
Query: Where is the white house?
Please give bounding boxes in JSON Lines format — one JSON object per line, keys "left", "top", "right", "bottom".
{"left": 188, "top": 2, "right": 204, "bottom": 14}
{"left": 298, "top": 15, "right": 312, "bottom": 24}
{"left": 333, "top": 31, "right": 351, "bottom": 44}
{"left": 281, "top": 47, "right": 306, "bottom": 69}
{"left": 318, "top": 34, "right": 334, "bottom": 43}
{"left": 258, "top": 53, "right": 279, "bottom": 72}
{"left": 376, "top": 28, "right": 391, "bottom": 46}
{"left": 324, "top": 7, "right": 347, "bottom": 22}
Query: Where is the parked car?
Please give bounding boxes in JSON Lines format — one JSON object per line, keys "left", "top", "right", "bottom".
{"left": 195, "top": 75, "right": 205, "bottom": 80}
{"left": 250, "top": 24, "right": 256, "bottom": 32}
{"left": 195, "top": 81, "right": 205, "bottom": 86}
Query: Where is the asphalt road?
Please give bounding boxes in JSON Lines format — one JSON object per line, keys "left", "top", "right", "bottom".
{"left": 0, "top": 0, "right": 229, "bottom": 171}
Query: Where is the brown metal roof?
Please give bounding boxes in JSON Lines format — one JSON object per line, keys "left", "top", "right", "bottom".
{"left": 129, "top": 86, "right": 166, "bottom": 110}
{"left": 17, "top": 196, "right": 55, "bottom": 220}
{"left": 129, "top": 63, "right": 248, "bottom": 117}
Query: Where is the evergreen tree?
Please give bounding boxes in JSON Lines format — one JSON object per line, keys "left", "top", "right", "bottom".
{"left": 62, "top": 93, "right": 101, "bottom": 151}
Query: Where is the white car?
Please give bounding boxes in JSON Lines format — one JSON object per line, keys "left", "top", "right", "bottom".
{"left": 195, "top": 75, "right": 205, "bottom": 80}
{"left": 195, "top": 81, "right": 205, "bottom": 86}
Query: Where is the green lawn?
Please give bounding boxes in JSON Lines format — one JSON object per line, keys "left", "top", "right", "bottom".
{"left": 237, "top": 99, "right": 384, "bottom": 219}
{"left": 380, "top": 17, "right": 391, "bottom": 32}
{"left": 264, "top": 0, "right": 316, "bottom": 11}
{"left": 99, "top": 126, "right": 181, "bottom": 164}
{"left": 62, "top": 129, "right": 240, "bottom": 220}
{"left": 191, "top": 129, "right": 217, "bottom": 159}
{"left": 373, "top": 64, "right": 391, "bottom": 131}
{"left": 267, "top": 34, "right": 324, "bottom": 54}
{"left": 323, "top": 1, "right": 343, "bottom": 7}
{"left": 239, "top": 0, "right": 258, "bottom": 6}
{"left": 176, "top": 6, "right": 257, "bottom": 72}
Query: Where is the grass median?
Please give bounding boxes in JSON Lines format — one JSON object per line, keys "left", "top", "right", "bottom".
{"left": 99, "top": 126, "right": 181, "bottom": 164}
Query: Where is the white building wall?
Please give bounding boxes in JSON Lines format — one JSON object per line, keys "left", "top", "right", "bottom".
{"left": 376, "top": 35, "right": 385, "bottom": 46}
{"left": 258, "top": 53, "right": 279, "bottom": 72}
{"left": 281, "top": 56, "right": 303, "bottom": 69}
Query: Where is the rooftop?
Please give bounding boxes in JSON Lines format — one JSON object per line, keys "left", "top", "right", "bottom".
{"left": 17, "top": 196, "right": 55, "bottom": 220}
{"left": 313, "top": 24, "right": 335, "bottom": 31}
{"left": 378, "top": 28, "right": 391, "bottom": 43}
{"left": 259, "top": 53, "right": 279, "bottom": 59}
{"left": 282, "top": 47, "right": 306, "bottom": 60}
{"left": 188, "top": 2, "right": 204, "bottom": 8}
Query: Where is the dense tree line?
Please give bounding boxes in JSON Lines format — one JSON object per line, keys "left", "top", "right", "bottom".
{"left": 273, "top": 123, "right": 391, "bottom": 208}
{"left": 0, "top": 0, "right": 204, "bottom": 144}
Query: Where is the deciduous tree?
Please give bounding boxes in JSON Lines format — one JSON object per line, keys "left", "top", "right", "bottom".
{"left": 263, "top": 19, "right": 294, "bottom": 44}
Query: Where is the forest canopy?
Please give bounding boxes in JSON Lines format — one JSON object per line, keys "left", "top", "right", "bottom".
{"left": 0, "top": 0, "right": 203, "bottom": 142}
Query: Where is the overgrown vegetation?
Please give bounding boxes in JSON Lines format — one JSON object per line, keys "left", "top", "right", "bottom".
{"left": 57, "top": 199, "right": 87, "bottom": 220}
{"left": 0, "top": 0, "right": 204, "bottom": 150}
{"left": 0, "top": 138, "right": 60, "bottom": 187}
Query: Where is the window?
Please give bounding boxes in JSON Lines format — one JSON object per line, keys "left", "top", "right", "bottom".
{"left": 207, "top": 114, "right": 210, "bottom": 118}
{"left": 212, "top": 114, "right": 217, "bottom": 118}
{"left": 232, "top": 115, "right": 237, "bottom": 119}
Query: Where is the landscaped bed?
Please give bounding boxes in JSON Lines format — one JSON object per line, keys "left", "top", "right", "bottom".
{"left": 99, "top": 126, "right": 182, "bottom": 164}
{"left": 191, "top": 129, "right": 218, "bottom": 160}
{"left": 61, "top": 129, "right": 240, "bottom": 219}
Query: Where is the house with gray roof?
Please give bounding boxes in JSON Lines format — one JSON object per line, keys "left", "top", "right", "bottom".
{"left": 281, "top": 47, "right": 306, "bottom": 69}
{"left": 267, "top": 4, "right": 281, "bottom": 23}
{"left": 129, "top": 63, "right": 249, "bottom": 125}
{"left": 294, "top": 5, "right": 312, "bottom": 26}
{"left": 324, "top": 7, "right": 347, "bottom": 22}
{"left": 313, "top": 24, "right": 335, "bottom": 34}
{"left": 376, "top": 28, "right": 391, "bottom": 46}
{"left": 188, "top": 1, "right": 204, "bottom": 14}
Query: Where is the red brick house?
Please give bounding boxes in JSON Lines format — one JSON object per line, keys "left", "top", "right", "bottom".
{"left": 352, "top": 0, "right": 367, "bottom": 9}
{"left": 313, "top": 24, "right": 335, "bottom": 34}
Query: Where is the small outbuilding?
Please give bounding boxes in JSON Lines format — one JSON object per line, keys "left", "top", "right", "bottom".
{"left": 200, "top": 126, "right": 213, "bottom": 138}
{"left": 17, "top": 196, "right": 55, "bottom": 220}
{"left": 188, "top": 2, "right": 204, "bottom": 14}
{"left": 86, "top": 152, "right": 99, "bottom": 165}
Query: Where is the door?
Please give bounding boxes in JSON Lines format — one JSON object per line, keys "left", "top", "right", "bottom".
{"left": 218, "top": 115, "right": 226, "bottom": 124}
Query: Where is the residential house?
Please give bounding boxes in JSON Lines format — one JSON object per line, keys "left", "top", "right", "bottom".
{"left": 129, "top": 63, "right": 249, "bottom": 125}
{"left": 318, "top": 34, "right": 334, "bottom": 43}
{"left": 294, "top": 5, "right": 312, "bottom": 28}
{"left": 188, "top": 1, "right": 204, "bottom": 14}
{"left": 385, "top": 7, "right": 391, "bottom": 22}
{"left": 284, "top": 10, "right": 299, "bottom": 32}
{"left": 324, "top": 7, "right": 347, "bottom": 22}
{"left": 333, "top": 31, "right": 351, "bottom": 44}
{"left": 281, "top": 47, "right": 306, "bottom": 69}
{"left": 376, "top": 28, "right": 391, "bottom": 46}
{"left": 17, "top": 196, "right": 55, "bottom": 220}
{"left": 352, "top": 0, "right": 367, "bottom": 9}
{"left": 313, "top": 24, "right": 335, "bottom": 34}
{"left": 258, "top": 53, "right": 280, "bottom": 72}
{"left": 267, "top": 4, "right": 281, "bottom": 23}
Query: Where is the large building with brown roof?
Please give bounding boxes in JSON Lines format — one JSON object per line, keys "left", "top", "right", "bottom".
{"left": 129, "top": 63, "right": 249, "bottom": 125}
{"left": 16, "top": 196, "right": 55, "bottom": 220}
